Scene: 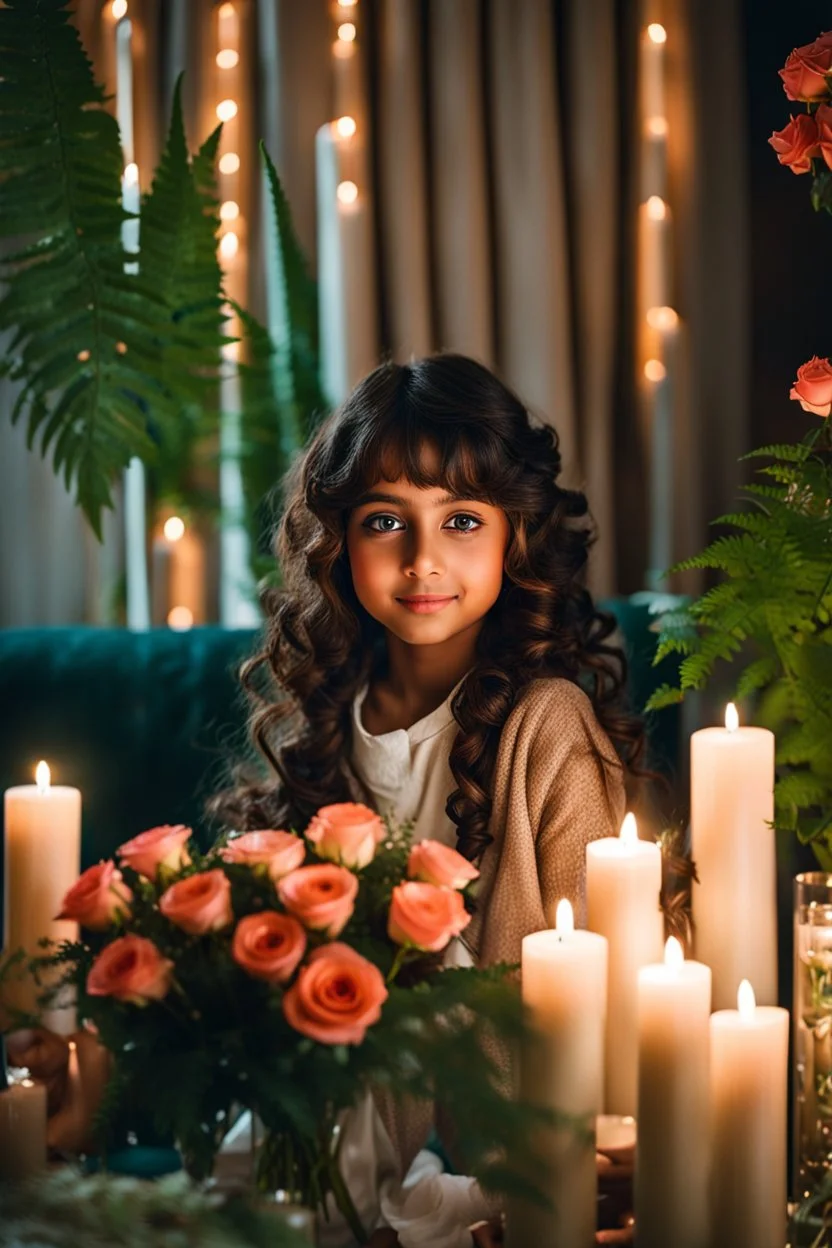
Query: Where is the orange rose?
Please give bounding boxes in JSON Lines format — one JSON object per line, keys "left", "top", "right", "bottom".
{"left": 779, "top": 33, "right": 832, "bottom": 102}
{"left": 768, "top": 113, "right": 820, "bottom": 174}
{"left": 232, "top": 911, "right": 307, "bottom": 984}
{"left": 220, "top": 830, "right": 306, "bottom": 880}
{"left": 56, "top": 861, "right": 132, "bottom": 930}
{"left": 282, "top": 943, "right": 388, "bottom": 1044}
{"left": 790, "top": 355, "right": 832, "bottom": 417}
{"left": 159, "top": 869, "right": 234, "bottom": 935}
{"left": 86, "top": 935, "right": 173, "bottom": 1005}
{"left": 816, "top": 103, "right": 832, "bottom": 170}
{"left": 278, "top": 864, "right": 358, "bottom": 937}
{"left": 117, "top": 824, "right": 192, "bottom": 882}
{"left": 388, "top": 881, "right": 471, "bottom": 953}
{"left": 305, "top": 803, "right": 386, "bottom": 869}
{"left": 407, "top": 840, "right": 480, "bottom": 891}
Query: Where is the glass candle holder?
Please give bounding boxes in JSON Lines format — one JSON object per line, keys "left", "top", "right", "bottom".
{"left": 794, "top": 872, "right": 832, "bottom": 1200}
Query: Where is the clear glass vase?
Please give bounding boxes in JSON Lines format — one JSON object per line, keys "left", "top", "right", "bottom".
{"left": 793, "top": 872, "right": 832, "bottom": 1202}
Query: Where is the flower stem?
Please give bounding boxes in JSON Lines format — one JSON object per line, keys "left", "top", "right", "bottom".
{"left": 386, "top": 944, "right": 410, "bottom": 985}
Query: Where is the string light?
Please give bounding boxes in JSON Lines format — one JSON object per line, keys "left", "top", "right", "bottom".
{"left": 216, "top": 98, "right": 238, "bottom": 122}
{"left": 337, "top": 22, "right": 357, "bottom": 41}
{"left": 647, "top": 23, "right": 667, "bottom": 44}
{"left": 646, "top": 195, "right": 667, "bottom": 221}
{"left": 77, "top": 349, "right": 91, "bottom": 362}
{"left": 644, "top": 359, "right": 666, "bottom": 382}
{"left": 336, "top": 180, "right": 358, "bottom": 205}
{"left": 220, "top": 200, "right": 240, "bottom": 221}
{"left": 111, "top": 0, "right": 127, "bottom": 18}
{"left": 646, "top": 306, "right": 679, "bottom": 331}
{"left": 216, "top": 49, "right": 239, "bottom": 69}
{"left": 167, "top": 606, "right": 194, "bottom": 631}
{"left": 646, "top": 116, "right": 668, "bottom": 138}
{"left": 164, "top": 516, "right": 185, "bottom": 542}
{"left": 219, "top": 152, "right": 240, "bottom": 175}
{"left": 219, "top": 231, "right": 239, "bottom": 260}
{"left": 335, "top": 115, "right": 357, "bottom": 138}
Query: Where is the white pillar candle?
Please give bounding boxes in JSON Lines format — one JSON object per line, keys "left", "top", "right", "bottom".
{"left": 0, "top": 1066, "right": 47, "bottom": 1180}
{"left": 507, "top": 900, "right": 607, "bottom": 1248}
{"left": 586, "top": 812, "right": 664, "bottom": 1115}
{"left": 691, "top": 704, "right": 777, "bottom": 1009}
{"left": 710, "top": 981, "right": 788, "bottom": 1248}
{"left": 3, "top": 762, "right": 81, "bottom": 1030}
{"left": 635, "top": 937, "right": 711, "bottom": 1248}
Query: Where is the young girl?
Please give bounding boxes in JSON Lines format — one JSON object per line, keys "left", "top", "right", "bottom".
{"left": 215, "top": 353, "right": 644, "bottom": 1247}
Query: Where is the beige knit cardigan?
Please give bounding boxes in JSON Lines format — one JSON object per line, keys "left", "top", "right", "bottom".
{"left": 349, "top": 676, "right": 628, "bottom": 1177}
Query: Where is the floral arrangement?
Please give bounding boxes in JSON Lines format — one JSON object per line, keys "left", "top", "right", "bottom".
{"left": 648, "top": 31, "right": 832, "bottom": 862}
{"left": 44, "top": 805, "right": 544, "bottom": 1243}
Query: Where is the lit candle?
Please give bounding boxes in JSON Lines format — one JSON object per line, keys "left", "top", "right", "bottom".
{"left": 635, "top": 937, "right": 712, "bottom": 1248}
{"left": 507, "top": 900, "right": 607, "bottom": 1248}
{"left": 710, "top": 980, "right": 788, "bottom": 1248}
{"left": 691, "top": 704, "right": 777, "bottom": 1008}
{"left": 586, "top": 812, "right": 664, "bottom": 1114}
{"left": 2, "top": 762, "right": 81, "bottom": 1030}
{"left": 0, "top": 1060, "right": 47, "bottom": 1181}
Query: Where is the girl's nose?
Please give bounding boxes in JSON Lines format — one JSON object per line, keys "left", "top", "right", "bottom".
{"left": 402, "top": 534, "right": 444, "bottom": 579}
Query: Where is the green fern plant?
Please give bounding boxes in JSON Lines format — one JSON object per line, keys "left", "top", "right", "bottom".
{"left": 647, "top": 423, "right": 832, "bottom": 861}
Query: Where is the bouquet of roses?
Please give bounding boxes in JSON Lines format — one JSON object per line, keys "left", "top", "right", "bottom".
{"left": 44, "top": 804, "right": 544, "bottom": 1242}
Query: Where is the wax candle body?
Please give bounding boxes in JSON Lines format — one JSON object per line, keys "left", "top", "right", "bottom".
{"left": 507, "top": 925, "right": 607, "bottom": 1248}
{"left": 0, "top": 1075, "right": 47, "bottom": 1180}
{"left": 636, "top": 953, "right": 712, "bottom": 1248}
{"left": 3, "top": 781, "right": 81, "bottom": 1027}
{"left": 691, "top": 722, "right": 777, "bottom": 1008}
{"left": 710, "top": 1001, "right": 788, "bottom": 1248}
{"left": 586, "top": 828, "right": 663, "bottom": 1114}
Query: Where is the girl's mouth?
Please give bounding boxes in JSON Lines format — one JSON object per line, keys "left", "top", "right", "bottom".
{"left": 395, "top": 596, "right": 457, "bottom": 614}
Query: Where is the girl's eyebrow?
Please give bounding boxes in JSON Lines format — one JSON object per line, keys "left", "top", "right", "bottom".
{"left": 355, "top": 490, "right": 464, "bottom": 508}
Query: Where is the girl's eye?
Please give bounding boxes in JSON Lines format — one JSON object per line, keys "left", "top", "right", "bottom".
{"left": 364, "top": 514, "right": 404, "bottom": 533}
{"left": 363, "top": 513, "right": 482, "bottom": 533}
{"left": 446, "top": 513, "right": 482, "bottom": 533}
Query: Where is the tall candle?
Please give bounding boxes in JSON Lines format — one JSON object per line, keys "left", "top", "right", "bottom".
{"left": 507, "top": 900, "right": 607, "bottom": 1248}
{"left": 710, "top": 980, "right": 788, "bottom": 1248}
{"left": 636, "top": 937, "right": 711, "bottom": 1248}
{"left": 0, "top": 1067, "right": 47, "bottom": 1180}
{"left": 691, "top": 704, "right": 777, "bottom": 1009}
{"left": 2, "top": 762, "right": 81, "bottom": 1030}
{"left": 586, "top": 812, "right": 664, "bottom": 1114}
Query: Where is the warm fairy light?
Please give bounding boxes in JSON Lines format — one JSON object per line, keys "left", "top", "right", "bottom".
{"left": 218, "top": 2, "right": 235, "bottom": 16}
{"left": 35, "top": 761, "right": 51, "bottom": 791}
{"left": 216, "top": 49, "right": 239, "bottom": 69}
{"left": 646, "top": 195, "right": 667, "bottom": 221}
{"left": 163, "top": 516, "right": 185, "bottom": 542}
{"left": 337, "top": 22, "right": 357, "bottom": 41}
{"left": 216, "top": 99, "right": 238, "bottom": 122}
{"left": 737, "top": 979, "right": 756, "bottom": 1019}
{"left": 646, "top": 306, "right": 679, "bottom": 331}
{"left": 219, "top": 152, "right": 240, "bottom": 175}
{"left": 337, "top": 180, "right": 358, "bottom": 205}
{"left": 337, "top": 0, "right": 358, "bottom": 6}
{"left": 220, "top": 200, "right": 240, "bottom": 221}
{"left": 333, "top": 39, "right": 355, "bottom": 60}
{"left": 168, "top": 606, "right": 194, "bottom": 632}
{"left": 647, "top": 23, "right": 667, "bottom": 44}
{"left": 77, "top": 349, "right": 90, "bottom": 362}
{"left": 335, "top": 115, "right": 357, "bottom": 138}
{"left": 644, "top": 359, "right": 666, "bottom": 382}
{"left": 646, "top": 116, "right": 669, "bottom": 138}
{"left": 219, "top": 231, "right": 239, "bottom": 260}
{"left": 664, "top": 936, "right": 684, "bottom": 969}
{"left": 116, "top": 341, "right": 127, "bottom": 354}
{"left": 620, "top": 812, "right": 638, "bottom": 845}
{"left": 725, "top": 703, "right": 739, "bottom": 733}
{"left": 111, "top": 0, "right": 128, "bottom": 18}
{"left": 124, "top": 162, "right": 139, "bottom": 187}
{"left": 555, "top": 899, "right": 574, "bottom": 934}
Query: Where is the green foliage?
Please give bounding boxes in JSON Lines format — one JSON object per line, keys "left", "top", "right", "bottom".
{"left": 646, "top": 427, "right": 832, "bottom": 858}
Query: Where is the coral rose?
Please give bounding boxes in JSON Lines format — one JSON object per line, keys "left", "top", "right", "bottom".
{"left": 790, "top": 355, "right": 832, "bottom": 417}
{"left": 159, "top": 869, "right": 233, "bottom": 935}
{"left": 282, "top": 943, "right": 388, "bottom": 1044}
{"left": 87, "top": 935, "right": 173, "bottom": 1005}
{"left": 56, "top": 860, "right": 132, "bottom": 930}
{"left": 232, "top": 911, "right": 307, "bottom": 984}
{"left": 780, "top": 33, "right": 832, "bottom": 102}
{"left": 388, "top": 881, "right": 471, "bottom": 953}
{"left": 816, "top": 103, "right": 832, "bottom": 171}
{"left": 305, "top": 803, "right": 386, "bottom": 870}
{"left": 117, "top": 824, "right": 192, "bottom": 882}
{"left": 278, "top": 864, "right": 358, "bottom": 937}
{"left": 768, "top": 113, "right": 820, "bottom": 174}
{"left": 221, "top": 830, "right": 306, "bottom": 880}
{"left": 407, "top": 840, "right": 480, "bottom": 891}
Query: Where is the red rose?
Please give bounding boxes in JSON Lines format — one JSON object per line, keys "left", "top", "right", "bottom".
{"left": 790, "top": 355, "right": 832, "bottom": 417}
{"left": 779, "top": 33, "right": 832, "bottom": 102}
{"left": 769, "top": 113, "right": 820, "bottom": 174}
{"left": 816, "top": 103, "right": 832, "bottom": 171}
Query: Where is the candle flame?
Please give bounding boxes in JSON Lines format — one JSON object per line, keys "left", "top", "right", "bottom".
{"left": 555, "top": 899, "right": 574, "bottom": 934}
{"left": 725, "top": 703, "right": 739, "bottom": 733}
{"left": 646, "top": 195, "right": 667, "bottom": 221}
{"left": 737, "top": 979, "right": 756, "bottom": 1018}
{"left": 664, "top": 936, "right": 684, "bottom": 969}
{"left": 124, "top": 162, "right": 139, "bottom": 187}
{"left": 163, "top": 516, "right": 185, "bottom": 542}
{"left": 35, "top": 760, "right": 51, "bottom": 791}
{"left": 111, "top": 0, "right": 128, "bottom": 18}
{"left": 620, "top": 812, "right": 638, "bottom": 845}
{"left": 647, "top": 23, "right": 667, "bottom": 44}
{"left": 218, "top": 2, "right": 235, "bottom": 16}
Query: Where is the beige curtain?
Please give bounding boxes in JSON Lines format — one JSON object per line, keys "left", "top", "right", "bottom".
{"left": 0, "top": 0, "right": 749, "bottom": 624}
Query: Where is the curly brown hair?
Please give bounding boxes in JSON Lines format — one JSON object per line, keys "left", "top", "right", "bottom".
{"left": 210, "top": 353, "right": 647, "bottom": 861}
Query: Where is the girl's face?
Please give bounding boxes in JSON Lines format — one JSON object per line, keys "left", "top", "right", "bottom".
{"left": 345, "top": 451, "right": 511, "bottom": 650}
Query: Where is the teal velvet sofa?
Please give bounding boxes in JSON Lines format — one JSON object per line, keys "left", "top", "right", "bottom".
{"left": 0, "top": 595, "right": 683, "bottom": 912}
